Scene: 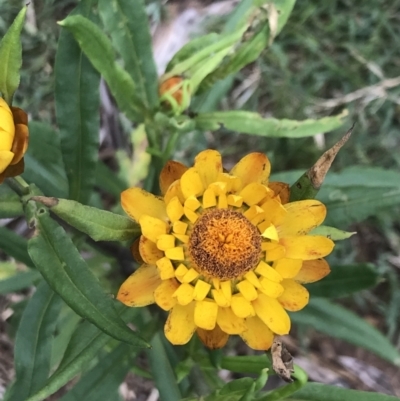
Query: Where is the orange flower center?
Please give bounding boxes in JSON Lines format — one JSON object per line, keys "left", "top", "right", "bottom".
{"left": 188, "top": 209, "right": 262, "bottom": 280}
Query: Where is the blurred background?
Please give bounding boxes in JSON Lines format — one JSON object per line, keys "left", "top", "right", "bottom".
{"left": 1, "top": 0, "right": 400, "bottom": 399}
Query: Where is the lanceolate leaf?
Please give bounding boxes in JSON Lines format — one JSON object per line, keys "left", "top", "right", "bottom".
{"left": 22, "top": 122, "right": 69, "bottom": 198}
{"left": 289, "top": 383, "right": 400, "bottom": 401}
{"left": 32, "top": 196, "right": 140, "bottom": 241}
{"left": 26, "top": 206, "right": 148, "bottom": 348}
{"left": 291, "top": 298, "right": 400, "bottom": 365}
{"left": 98, "top": 0, "right": 158, "bottom": 110}
{"left": 0, "top": 226, "right": 33, "bottom": 267}
{"left": 27, "top": 306, "right": 139, "bottom": 401}
{"left": 0, "top": 270, "right": 41, "bottom": 295}
{"left": 6, "top": 281, "right": 62, "bottom": 401}
{"left": 0, "top": 6, "right": 27, "bottom": 103}
{"left": 59, "top": 343, "right": 134, "bottom": 401}
{"left": 307, "top": 264, "right": 380, "bottom": 298}
{"left": 59, "top": 15, "right": 144, "bottom": 121}
{"left": 194, "top": 110, "right": 347, "bottom": 138}
{"left": 55, "top": 1, "right": 100, "bottom": 205}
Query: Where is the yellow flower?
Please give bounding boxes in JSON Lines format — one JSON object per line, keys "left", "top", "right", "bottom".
{"left": 117, "top": 150, "right": 334, "bottom": 350}
{"left": 0, "top": 97, "right": 29, "bottom": 183}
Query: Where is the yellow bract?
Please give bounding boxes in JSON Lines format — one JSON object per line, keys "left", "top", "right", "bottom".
{"left": 117, "top": 149, "right": 334, "bottom": 350}
{"left": 0, "top": 98, "right": 29, "bottom": 182}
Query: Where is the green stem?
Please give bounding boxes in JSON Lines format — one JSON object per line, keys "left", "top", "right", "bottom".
{"left": 5, "top": 177, "right": 30, "bottom": 197}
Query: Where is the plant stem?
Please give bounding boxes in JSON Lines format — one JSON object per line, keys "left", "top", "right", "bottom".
{"left": 5, "top": 177, "right": 30, "bottom": 197}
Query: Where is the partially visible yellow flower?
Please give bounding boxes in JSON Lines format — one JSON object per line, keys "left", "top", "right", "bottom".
{"left": 0, "top": 97, "right": 29, "bottom": 183}
{"left": 117, "top": 150, "right": 334, "bottom": 350}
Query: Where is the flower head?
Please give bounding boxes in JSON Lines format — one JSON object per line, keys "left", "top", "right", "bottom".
{"left": 117, "top": 150, "right": 333, "bottom": 350}
{"left": 0, "top": 97, "right": 29, "bottom": 183}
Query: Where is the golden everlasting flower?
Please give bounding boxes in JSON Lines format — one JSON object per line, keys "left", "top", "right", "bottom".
{"left": 117, "top": 150, "right": 334, "bottom": 350}
{"left": 0, "top": 97, "right": 29, "bottom": 183}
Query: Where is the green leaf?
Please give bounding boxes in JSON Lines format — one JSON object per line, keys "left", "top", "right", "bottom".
{"left": 166, "top": 33, "right": 220, "bottom": 73}
{"left": 32, "top": 196, "right": 140, "bottom": 242}
{"left": 148, "top": 333, "right": 182, "bottom": 401}
{"left": 289, "top": 383, "right": 400, "bottom": 401}
{"left": 314, "top": 166, "right": 400, "bottom": 225}
{"left": 26, "top": 205, "right": 148, "bottom": 348}
{"left": 59, "top": 343, "right": 134, "bottom": 401}
{"left": 291, "top": 298, "right": 400, "bottom": 365}
{"left": 98, "top": 0, "right": 158, "bottom": 110}
{"left": 0, "top": 184, "right": 23, "bottom": 218}
{"left": 6, "top": 281, "right": 62, "bottom": 401}
{"left": 59, "top": 15, "right": 144, "bottom": 122}
{"left": 22, "top": 122, "right": 69, "bottom": 198}
{"left": 0, "top": 6, "right": 27, "bottom": 103}
{"left": 55, "top": 3, "right": 100, "bottom": 205}
{"left": 194, "top": 110, "right": 347, "bottom": 138}
{"left": 0, "top": 270, "right": 41, "bottom": 295}
{"left": 307, "top": 264, "right": 380, "bottom": 298}
{"left": 309, "top": 225, "right": 356, "bottom": 241}
{"left": 200, "top": 25, "right": 269, "bottom": 91}
{"left": 0, "top": 226, "right": 33, "bottom": 267}
{"left": 220, "top": 355, "right": 272, "bottom": 374}
{"left": 95, "top": 161, "right": 128, "bottom": 198}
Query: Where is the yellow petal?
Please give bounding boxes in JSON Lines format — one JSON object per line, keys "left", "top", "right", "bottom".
{"left": 182, "top": 268, "right": 199, "bottom": 283}
{"left": 165, "top": 246, "right": 185, "bottom": 260}
{"left": 278, "top": 279, "right": 309, "bottom": 311}
{"left": 273, "top": 258, "right": 303, "bottom": 279}
{"left": 244, "top": 271, "right": 262, "bottom": 288}
{"left": 194, "top": 299, "right": 218, "bottom": 330}
{"left": 202, "top": 187, "right": 217, "bottom": 208}
{"left": 240, "top": 316, "right": 274, "bottom": 350}
{"left": 240, "top": 183, "right": 268, "bottom": 206}
{"left": 0, "top": 98, "right": 15, "bottom": 151}
{"left": 157, "top": 234, "right": 175, "bottom": 251}
{"left": 262, "top": 242, "right": 286, "bottom": 261}
{"left": 252, "top": 293, "right": 291, "bottom": 335}
{"left": 272, "top": 258, "right": 303, "bottom": 278}
{"left": 164, "top": 180, "right": 185, "bottom": 204}
{"left": 156, "top": 257, "right": 175, "bottom": 280}
{"left": 159, "top": 160, "right": 188, "bottom": 195}
{"left": 217, "top": 307, "right": 246, "bottom": 334}
{"left": 184, "top": 206, "right": 198, "bottom": 223}
{"left": 139, "top": 236, "right": 163, "bottom": 264}
{"left": 260, "top": 197, "right": 287, "bottom": 226}
{"left": 217, "top": 193, "right": 228, "bottom": 209}
{"left": 0, "top": 151, "right": 14, "bottom": 174}
{"left": 230, "top": 152, "right": 271, "bottom": 189}
{"left": 185, "top": 195, "right": 201, "bottom": 211}
{"left": 173, "top": 283, "right": 195, "bottom": 305}
{"left": 175, "top": 263, "right": 188, "bottom": 281}
{"left": 165, "top": 303, "right": 196, "bottom": 345}
{"left": 117, "top": 264, "right": 161, "bottom": 306}
{"left": 197, "top": 325, "right": 229, "bottom": 349}
{"left": 280, "top": 236, "right": 334, "bottom": 260}
{"left": 9, "top": 109, "right": 29, "bottom": 165}
{"left": 227, "top": 194, "right": 243, "bottom": 207}
{"left": 278, "top": 200, "right": 326, "bottom": 237}
{"left": 268, "top": 181, "right": 290, "bottom": 204}
{"left": 231, "top": 294, "right": 255, "bottom": 318}
{"left": 139, "top": 215, "right": 168, "bottom": 243}
{"left": 259, "top": 278, "right": 284, "bottom": 298}
{"left": 166, "top": 196, "right": 184, "bottom": 222}
{"left": 121, "top": 188, "right": 167, "bottom": 222}
{"left": 220, "top": 281, "right": 232, "bottom": 302}
{"left": 294, "top": 258, "right": 331, "bottom": 283}
{"left": 173, "top": 220, "right": 188, "bottom": 235}
{"left": 194, "top": 149, "right": 222, "bottom": 188}
{"left": 180, "top": 167, "right": 204, "bottom": 199}
{"left": 193, "top": 279, "right": 211, "bottom": 301}
{"left": 255, "top": 261, "right": 282, "bottom": 282}
{"left": 236, "top": 280, "right": 258, "bottom": 301}
{"left": 211, "top": 289, "right": 230, "bottom": 307}
{"left": 261, "top": 224, "right": 279, "bottom": 241}
{"left": 154, "top": 279, "right": 180, "bottom": 311}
